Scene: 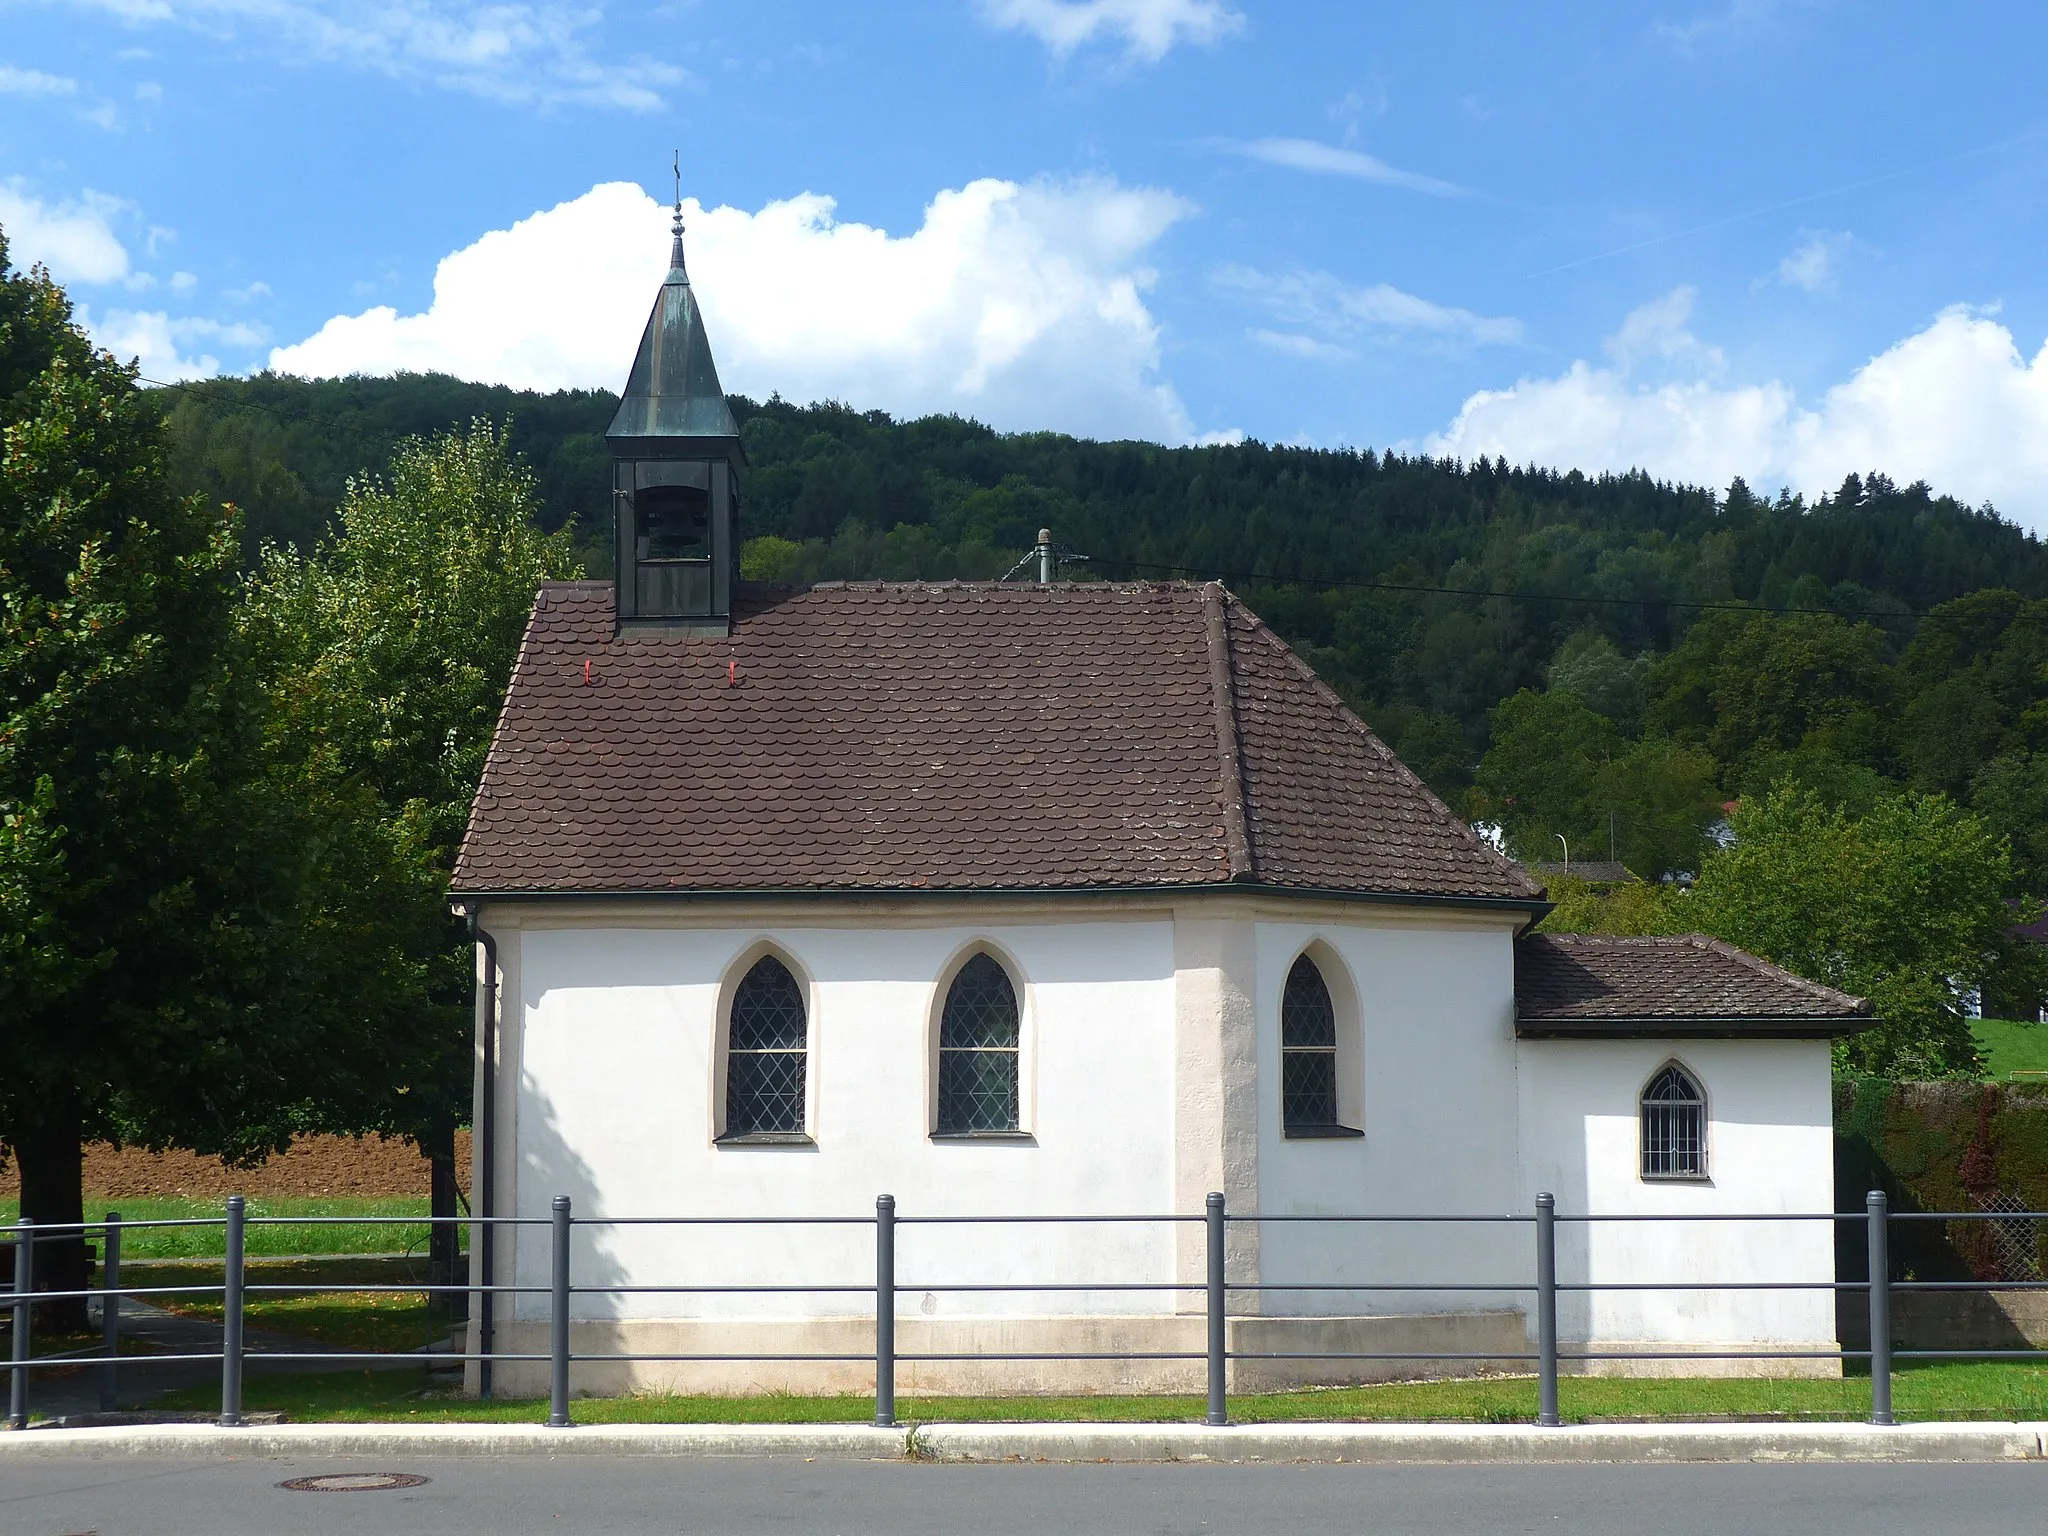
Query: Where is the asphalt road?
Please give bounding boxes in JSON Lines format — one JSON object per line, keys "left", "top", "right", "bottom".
{"left": 5, "top": 1457, "right": 2046, "bottom": 1536}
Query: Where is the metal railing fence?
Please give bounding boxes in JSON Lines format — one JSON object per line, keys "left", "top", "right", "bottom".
{"left": 6, "top": 1188, "right": 2045, "bottom": 1431}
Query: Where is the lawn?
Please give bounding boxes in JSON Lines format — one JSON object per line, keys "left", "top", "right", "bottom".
{"left": 1974, "top": 1016, "right": 2048, "bottom": 1081}
{"left": 0, "top": 1197, "right": 461, "bottom": 1260}
{"left": 146, "top": 1360, "right": 2048, "bottom": 1427}
{"left": 127, "top": 1255, "right": 457, "bottom": 1355}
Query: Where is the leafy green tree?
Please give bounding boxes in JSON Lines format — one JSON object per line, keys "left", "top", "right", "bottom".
{"left": 1474, "top": 688, "right": 1719, "bottom": 878}
{"left": 1686, "top": 787, "right": 2036, "bottom": 1077}
{"left": 0, "top": 236, "right": 355, "bottom": 1322}
{"left": 241, "top": 421, "right": 580, "bottom": 1286}
{"left": 1647, "top": 611, "right": 1895, "bottom": 783}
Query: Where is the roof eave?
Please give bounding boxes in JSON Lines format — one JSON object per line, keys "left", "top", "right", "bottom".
{"left": 1515, "top": 1013, "right": 1876, "bottom": 1040}
{"left": 448, "top": 880, "right": 1554, "bottom": 915}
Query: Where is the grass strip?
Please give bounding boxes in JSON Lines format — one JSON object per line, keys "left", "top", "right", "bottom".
{"left": 147, "top": 1360, "right": 2048, "bottom": 1426}
{"left": 121, "top": 1256, "right": 456, "bottom": 1356}
{"left": 0, "top": 1197, "right": 462, "bottom": 1261}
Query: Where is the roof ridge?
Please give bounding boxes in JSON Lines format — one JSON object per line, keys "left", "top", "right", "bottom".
{"left": 1225, "top": 596, "right": 1541, "bottom": 898}
{"left": 1681, "top": 933, "right": 1870, "bottom": 1012}
{"left": 1526, "top": 931, "right": 1870, "bottom": 1015}
{"left": 1200, "top": 583, "right": 1255, "bottom": 881}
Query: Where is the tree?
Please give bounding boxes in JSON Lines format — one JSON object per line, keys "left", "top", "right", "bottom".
{"left": 1685, "top": 787, "right": 2036, "bottom": 1077}
{"left": 241, "top": 421, "right": 580, "bottom": 1295}
{"left": 1473, "top": 687, "right": 1720, "bottom": 878}
{"left": 0, "top": 237, "right": 347, "bottom": 1323}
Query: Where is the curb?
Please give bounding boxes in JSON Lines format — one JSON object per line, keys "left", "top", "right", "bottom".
{"left": 0, "top": 1422, "right": 911, "bottom": 1461}
{"left": 2, "top": 1420, "right": 2044, "bottom": 1464}
{"left": 913, "top": 1421, "right": 2048, "bottom": 1464}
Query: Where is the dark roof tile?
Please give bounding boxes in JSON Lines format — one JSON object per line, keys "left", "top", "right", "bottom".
{"left": 1515, "top": 933, "right": 1872, "bottom": 1037}
{"left": 454, "top": 580, "right": 1541, "bottom": 901}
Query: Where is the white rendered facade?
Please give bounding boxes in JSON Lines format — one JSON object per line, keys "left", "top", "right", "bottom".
{"left": 465, "top": 893, "right": 1841, "bottom": 1395}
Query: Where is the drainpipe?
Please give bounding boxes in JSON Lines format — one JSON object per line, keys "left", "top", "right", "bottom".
{"left": 462, "top": 906, "right": 501, "bottom": 1399}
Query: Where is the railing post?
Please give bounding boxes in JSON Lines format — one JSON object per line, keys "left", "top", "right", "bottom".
{"left": 220, "top": 1196, "right": 245, "bottom": 1427}
{"left": 9, "top": 1217, "right": 32, "bottom": 1430}
{"left": 875, "top": 1194, "right": 896, "bottom": 1428}
{"left": 1205, "top": 1192, "right": 1227, "bottom": 1426}
{"left": 1866, "top": 1189, "right": 1893, "bottom": 1426}
{"left": 548, "top": 1195, "right": 572, "bottom": 1427}
{"left": 1535, "top": 1192, "right": 1559, "bottom": 1427}
{"left": 100, "top": 1212, "right": 121, "bottom": 1413}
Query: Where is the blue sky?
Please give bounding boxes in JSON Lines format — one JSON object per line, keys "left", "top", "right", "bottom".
{"left": 6, "top": 1, "right": 2048, "bottom": 522}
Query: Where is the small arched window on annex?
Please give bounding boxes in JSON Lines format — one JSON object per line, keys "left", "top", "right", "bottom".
{"left": 714, "top": 944, "right": 815, "bottom": 1147}
{"left": 1640, "top": 1061, "right": 1708, "bottom": 1181}
{"left": 1281, "top": 944, "right": 1364, "bottom": 1139}
{"left": 930, "top": 945, "right": 1031, "bottom": 1141}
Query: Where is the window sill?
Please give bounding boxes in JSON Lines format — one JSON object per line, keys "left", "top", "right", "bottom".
{"left": 1639, "top": 1172, "right": 1711, "bottom": 1184}
{"left": 930, "top": 1130, "right": 1036, "bottom": 1144}
{"left": 1284, "top": 1124, "right": 1365, "bottom": 1140}
{"left": 714, "top": 1131, "right": 816, "bottom": 1148}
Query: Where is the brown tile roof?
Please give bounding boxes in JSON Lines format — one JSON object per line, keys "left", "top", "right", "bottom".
{"left": 453, "top": 580, "right": 1542, "bottom": 903}
{"left": 1515, "top": 933, "right": 1873, "bottom": 1038}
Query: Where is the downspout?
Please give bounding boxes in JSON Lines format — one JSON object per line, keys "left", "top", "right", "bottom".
{"left": 464, "top": 907, "right": 500, "bottom": 1399}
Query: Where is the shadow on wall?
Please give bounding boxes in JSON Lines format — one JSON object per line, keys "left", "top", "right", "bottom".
{"left": 512, "top": 1068, "right": 632, "bottom": 1325}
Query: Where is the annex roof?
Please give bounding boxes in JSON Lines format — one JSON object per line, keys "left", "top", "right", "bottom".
{"left": 452, "top": 579, "right": 1544, "bottom": 904}
{"left": 1514, "top": 933, "right": 1873, "bottom": 1038}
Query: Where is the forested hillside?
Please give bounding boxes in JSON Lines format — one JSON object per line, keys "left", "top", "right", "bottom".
{"left": 156, "top": 373, "right": 2048, "bottom": 894}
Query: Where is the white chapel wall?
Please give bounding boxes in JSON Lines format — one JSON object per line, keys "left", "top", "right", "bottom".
{"left": 1515, "top": 1036, "right": 1839, "bottom": 1366}
{"left": 1251, "top": 917, "right": 1528, "bottom": 1317}
{"left": 501, "top": 913, "right": 1181, "bottom": 1324}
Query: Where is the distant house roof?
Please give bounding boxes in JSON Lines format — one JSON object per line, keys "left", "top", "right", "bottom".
{"left": 1528, "top": 860, "right": 1636, "bottom": 885}
{"left": 1514, "top": 933, "right": 1872, "bottom": 1038}
{"left": 453, "top": 580, "right": 1545, "bottom": 904}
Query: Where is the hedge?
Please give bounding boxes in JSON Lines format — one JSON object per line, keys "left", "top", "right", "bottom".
{"left": 1835, "top": 1079, "right": 2048, "bottom": 1282}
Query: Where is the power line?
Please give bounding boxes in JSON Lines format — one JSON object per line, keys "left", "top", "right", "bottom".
{"left": 1085, "top": 554, "right": 1929, "bottom": 621}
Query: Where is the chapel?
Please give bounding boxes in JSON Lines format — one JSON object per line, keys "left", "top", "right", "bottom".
{"left": 451, "top": 195, "right": 1872, "bottom": 1398}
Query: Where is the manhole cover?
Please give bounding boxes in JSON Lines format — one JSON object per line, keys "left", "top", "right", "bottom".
{"left": 279, "top": 1473, "right": 430, "bottom": 1493}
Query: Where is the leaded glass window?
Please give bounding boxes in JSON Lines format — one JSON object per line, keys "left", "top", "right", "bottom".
{"left": 1281, "top": 954, "right": 1345, "bottom": 1135}
{"left": 724, "top": 955, "right": 807, "bottom": 1138}
{"left": 936, "top": 954, "right": 1020, "bottom": 1134}
{"left": 1641, "top": 1064, "right": 1706, "bottom": 1179}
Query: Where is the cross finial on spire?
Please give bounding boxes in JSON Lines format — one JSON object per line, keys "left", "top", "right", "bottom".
{"left": 668, "top": 149, "right": 687, "bottom": 275}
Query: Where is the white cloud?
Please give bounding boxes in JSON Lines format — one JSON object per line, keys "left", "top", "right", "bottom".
{"left": 1603, "top": 283, "right": 1722, "bottom": 372}
{"left": 1424, "top": 293, "right": 2048, "bottom": 530}
{"left": 225, "top": 279, "right": 272, "bottom": 301}
{"left": 169, "top": 269, "right": 197, "bottom": 292}
{"left": 272, "top": 178, "right": 1213, "bottom": 442}
{"left": 981, "top": 0, "right": 1244, "bottom": 62}
{"left": 1227, "top": 137, "right": 1464, "bottom": 198}
{"left": 79, "top": 308, "right": 267, "bottom": 381}
{"left": 1250, "top": 327, "right": 1351, "bottom": 362}
{"left": 0, "top": 64, "right": 79, "bottom": 95}
{"left": 0, "top": 180, "right": 133, "bottom": 285}
{"left": 134, "top": 79, "right": 163, "bottom": 103}
{"left": 1219, "top": 264, "right": 1523, "bottom": 350}
{"left": 58, "top": 0, "right": 683, "bottom": 110}
{"left": 1766, "top": 228, "right": 1852, "bottom": 294}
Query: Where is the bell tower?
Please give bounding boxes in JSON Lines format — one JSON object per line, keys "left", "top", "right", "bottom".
{"left": 606, "top": 173, "right": 740, "bottom": 634}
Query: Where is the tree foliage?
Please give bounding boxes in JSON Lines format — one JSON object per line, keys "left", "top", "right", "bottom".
{"left": 0, "top": 236, "right": 364, "bottom": 1317}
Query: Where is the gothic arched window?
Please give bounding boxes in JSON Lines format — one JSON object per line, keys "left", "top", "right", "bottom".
{"left": 723, "top": 955, "right": 807, "bottom": 1139}
{"left": 936, "top": 954, "right": 1021, "bottom": 1134}
{"left": 1640, "top": 1063, "right": 1707, "bottom": 1179}
{"left": 1281, "top": 954, "right": 1344, "bottom": 1135}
